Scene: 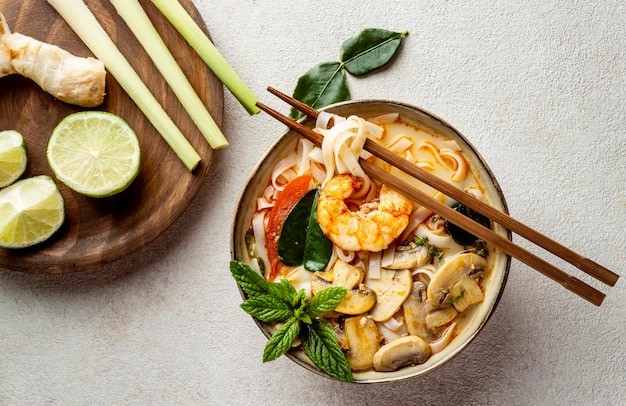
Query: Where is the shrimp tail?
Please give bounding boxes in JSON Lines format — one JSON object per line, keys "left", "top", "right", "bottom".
{"left": 0, "top": 12, "right": 105, "bottom": 107}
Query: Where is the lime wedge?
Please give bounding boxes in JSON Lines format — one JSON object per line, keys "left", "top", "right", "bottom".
{"left": 47, "top": 111, "right": 141, "bottom": 198}
{"left": 0, "top": 130, "right": 28, "bottom": 188}
{"left": 0, "top": 175, "right": 65, "bottom": 249}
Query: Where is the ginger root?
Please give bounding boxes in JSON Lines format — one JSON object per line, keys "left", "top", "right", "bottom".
{"left": 0, "top": 12, "right": 106, "bottom": 107}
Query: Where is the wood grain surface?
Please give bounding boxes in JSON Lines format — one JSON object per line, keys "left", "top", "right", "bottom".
{"left": 0, "top": 0, "right": 223, "bottom": 273}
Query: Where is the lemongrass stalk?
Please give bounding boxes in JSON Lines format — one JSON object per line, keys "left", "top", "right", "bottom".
{"left": 47, "top": 0, "right": 201, "bottom": 171}
{"left": 150, "top": 0, "right": 260, "bottom": 115}
{"left": 110, "top": 0, "right": 227, "bottom": 150}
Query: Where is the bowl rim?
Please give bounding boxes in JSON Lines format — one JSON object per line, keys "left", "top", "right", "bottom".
{"left": 230, "top": 99, "right": 512, "bottom": 383}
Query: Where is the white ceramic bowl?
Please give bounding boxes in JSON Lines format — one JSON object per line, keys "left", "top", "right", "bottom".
{"left": 231, "top": 100, "right": 511, "bottom": 383}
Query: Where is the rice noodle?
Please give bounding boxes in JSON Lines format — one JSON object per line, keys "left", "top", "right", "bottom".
{"left": 270, "top": 155, "right": 298, "bottom": 191}
{"left": 412, "top": 265, "right": 436, "bottom": 280}
{"left": 365, "top": 121, "right": 385, "bottom": 139}
{"left": 368, "top": 112, "right": 399, "bottom": 125}
{"left": 307, "top": 145, "right": 324, "bottom": 163}
{"left": 368, "top": 251, "right": 382, "bottom": 279}
{"left": 429, "top": 322, "right": 457, "bottom": 354}
{"left": 416, "top": 224, "right": 459, "bottom": 251}
{"left": 442, "top": 139, "right": 462, "bottom": 151}
{"left": 440, "top": 149, "right": 468, "bottom": 182}
{"left": 296, "top": 139, "right": 315, "bottom": 176}
{"left": 255, "top": 186, "right": 276, "bottom": 210}
{"left": 251, "top": 210, "right": 270, "bottom": 274}
{"left": 377, "top": 322, "right": 404, "bottom": 343}
{"left": 386, "top": 134, "right": 414, "bottom": 154}
{"left": 381, "top": 241, "right": 397, "bottom": 268}
{"left": 465, "top": 186, "right": 484, "bottom": 200}
{"left": 416, "top": 160, "right": 436, "bottom": 172}
{"left": 309, "top": 162, "right": 326, "bottom": 184}
{"left": 336, "top": 246, "right": 355, "bottom": 263}
{"left": 400, "top": 206, "right": 432, "bottom": 240}
{"left": 316, "top": 111, "right": 335, "bottom": 130}
{"left": 256, "top": 197, "right": 274, "bottom": 210}
{"left": 382, "top": 315, "right": 404, "bottom": 331}
{"left": 318, "top": 116, "right": 372, "bottom": 197}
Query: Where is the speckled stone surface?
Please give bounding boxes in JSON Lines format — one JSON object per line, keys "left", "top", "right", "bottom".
{"left": 1, "top": 1, "right": 624, "bottom": 404}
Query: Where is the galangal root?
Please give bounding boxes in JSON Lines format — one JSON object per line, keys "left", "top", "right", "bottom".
{"left": 0, "top": 12, "right": 105, "bottom": 107}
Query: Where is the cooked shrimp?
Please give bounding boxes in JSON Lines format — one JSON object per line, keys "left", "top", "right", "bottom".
{"left": 317, "top": 174, "right": 412, "bottom": 252}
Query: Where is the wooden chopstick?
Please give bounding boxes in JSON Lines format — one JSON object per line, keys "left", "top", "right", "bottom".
{"left": 256, "top": 97, "right": 612, "bottom": 306}
{"left": 267, "top": 86, "right": 619, "bottom": 288}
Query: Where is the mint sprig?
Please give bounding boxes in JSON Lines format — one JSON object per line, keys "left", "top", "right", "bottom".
{"left": 230, "top": 261, "right": 353, "bottom": 382}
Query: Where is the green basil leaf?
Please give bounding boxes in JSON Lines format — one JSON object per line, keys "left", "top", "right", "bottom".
{"left": 240, "top": 294, "right": 294, "bottom": 322}
{"left": 303, "top": 186, "right": 333, "bottom": 272}
{"left": 305, "top": 286, "right": 347, "bottom": 317}
{"left": 301, "top": 320, "right": 353, "bottom": 382}
{"left": 340, "top": 28, "right": 408, "bottom": 76}
{"left": 278, "top": 189, "right": 316, "bottom": 265}
{"left": 290, "top": 62, "right": 350, "bottom": 119}
{"left": 263, "top": 317, "right": 301, "bottom": 362}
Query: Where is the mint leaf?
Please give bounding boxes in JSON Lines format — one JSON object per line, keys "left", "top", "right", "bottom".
{"left": 230, "top": 260, "right": 269, "bottom": 298}
{"left": 301, "top": 320, "right": 353, "bottom": 382}
{"left": 340, "top": 29, "right": 408, "bottom": 76}
{"left": 275, "top": 278, "right": 299, "bottom": 307}
{"left": 230, "top": 261, "right": 297, "bottom": 306}
{"left": 263, "top": 317, "right": 301, "bottom": 362}
{"left": 290, "top": 62, "right": 350, "bottom": 119}
{"left": 305, "top": 286, "right": 347, "bottom": 317}
{"left": 231, "top": 261, "right": 353, "bottom": 381}
{"left": 240, "top": 294, "right": 294, "bottom": 322}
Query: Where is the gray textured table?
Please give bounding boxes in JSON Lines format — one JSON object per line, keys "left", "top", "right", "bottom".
{"left": 1, "top": 1, "right": 624, "bottom": 404}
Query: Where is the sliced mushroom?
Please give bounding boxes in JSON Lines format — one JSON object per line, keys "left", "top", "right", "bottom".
{"left": 332, "top": 260, "right": 365, "bottom": 288}
{"left": 449, "top": 274, "right": 484, "bottom": 312}
{"left": 339, "top": 284, "right": 377, "bottom": 314}
{"left": 372, "top": 335, "right": 431, "bottom": 372}
{"left": 427, "top": 253, "right": 487, "bottom": 306}
{"left": 425, "top": 306, "right": 458, "bottom": 330}
{"left": 365, "top": 268, "right": 413, "bottom": 322}
{"left": 310, "top": 260, "right": 376, "bottom": 315}
{"left": 344, "top": 315, "right": 383, "bottom": 371}
{"left": 385, "top": 241, "right": 431, "bottom": 269}
{"left": 329, "top": 318, "right": 348, "bottom": 350}
{"left": 402, "top": 281, "right": 436, "bottom": 340}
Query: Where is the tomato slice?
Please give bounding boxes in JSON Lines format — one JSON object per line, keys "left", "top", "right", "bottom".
{"left": 265, "top": 174, "right": 312, "bottom": 280}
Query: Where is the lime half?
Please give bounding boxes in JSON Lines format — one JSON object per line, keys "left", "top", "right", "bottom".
{"left": 0, "top": 175, "right": 65, "bottom": 249}
{"left": 47, "top": 111, "right": 141, "bottom": 198}
{"left": 0, "top": 130, "right": 28, "bottom": 188}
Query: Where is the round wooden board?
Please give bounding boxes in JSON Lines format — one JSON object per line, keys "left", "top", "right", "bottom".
{"left": 0, "top": 0, "right": 223, "bottom": 273}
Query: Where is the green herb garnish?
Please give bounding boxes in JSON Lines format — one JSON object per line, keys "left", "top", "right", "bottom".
{"left": 412, "top": 236, "right": 444, "bottom": 264}
{"left": 290, "top": 28, "right": 408, "bottom": 119}
{"left": 413, "top": 235, "right": 429, "bottom": 246}
{"left": 448, "top": 289, "right": 465, "bottom": 305}
{"left": 230, "top": 261, "right": 353, "bottom": 382}
{"left": 429, "top": 245, "right": 444, "bottom": 263}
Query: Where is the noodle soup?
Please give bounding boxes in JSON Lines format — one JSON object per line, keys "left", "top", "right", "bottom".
{"left": 232, "top": 100, "right": 510, "bottom": 383}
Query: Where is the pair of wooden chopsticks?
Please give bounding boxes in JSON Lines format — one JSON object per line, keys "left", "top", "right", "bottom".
{"left": 256, "top": 87, "right": 619, "bottom": 306}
